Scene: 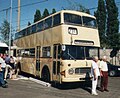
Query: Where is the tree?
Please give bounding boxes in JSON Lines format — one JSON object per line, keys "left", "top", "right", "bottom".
{"left": 105, "top": 0, "right": 119, "bottom": 48}
{"left": 94, "top": 0, "right": 107, "bottom": 48}
{"left": 34, "top": 9, "right": 42, "bottom": 23}
{"left": 52, "top": 8, "right": 56, "bottom": 14}
{"left": 66, "top": 1, "right": 90, "bottom": 14}
{"left": 0, "top": 20, "right": 10, "bottom": 45}
{"left": 28, "top": 21, "right": 31, "bottom": 26}
{"left": 42, "top": 8, "right": 49, "bottom": 18}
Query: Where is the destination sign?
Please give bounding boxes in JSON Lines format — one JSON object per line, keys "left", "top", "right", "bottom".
{"left": 74, "top": 40, "right": 94, "bottom": 45}
{"left": 68, "top": 27, "right": 78, "bottom": 35}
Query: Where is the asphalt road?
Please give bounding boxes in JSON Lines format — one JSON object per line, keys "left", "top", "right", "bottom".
{"left": 0, "top": 77, "right": 120, "bottom": 98}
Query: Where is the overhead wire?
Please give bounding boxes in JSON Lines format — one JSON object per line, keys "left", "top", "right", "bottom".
{"left": 0, "top": 0, "right": 48, "bottom": 13}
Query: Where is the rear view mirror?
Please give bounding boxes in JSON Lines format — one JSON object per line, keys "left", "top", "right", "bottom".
{"left": 62, "top": 45, "right": 66, "bottom": 51}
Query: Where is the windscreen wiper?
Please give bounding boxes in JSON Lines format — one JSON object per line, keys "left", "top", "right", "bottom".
{"left": 67, "top": 49, "right": 76, "bottom": 61}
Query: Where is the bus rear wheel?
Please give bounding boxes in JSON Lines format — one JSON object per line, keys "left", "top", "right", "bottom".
{"left": 41, "top": 67, "right": 50, "bottom": 82}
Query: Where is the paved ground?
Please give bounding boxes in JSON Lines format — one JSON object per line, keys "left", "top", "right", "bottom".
{"left": 0, "top": 77, "right": 120, "bottom": 98}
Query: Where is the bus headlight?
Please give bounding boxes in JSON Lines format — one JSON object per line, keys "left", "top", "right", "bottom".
{"left": 68, "top": 68, "right": 74, "bottom": 74}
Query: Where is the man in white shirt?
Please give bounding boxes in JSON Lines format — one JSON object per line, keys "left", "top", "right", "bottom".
{"left": 99, "top": 56, "right": 109, "bottom": 92}
{"left": 0, "top": 54, "right": 6, "bottom": 79}
{"left": 0, "top": 62, "right": 8, "bottom": 88}
{"left": 91, "top": 56, "right": 100, "bottom": 95}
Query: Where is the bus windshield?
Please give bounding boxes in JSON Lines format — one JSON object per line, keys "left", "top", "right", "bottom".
{"left": 64, "top": 13, "right": 82, "bottom": 25}
{"left": 83, "top": 16, "right": 97, "bottom": 28}
{"left": 61, "top": 45, "right": 99, "bottom": 60}
{"left": 64, "top": 13, "right": 97, "bottom": 28}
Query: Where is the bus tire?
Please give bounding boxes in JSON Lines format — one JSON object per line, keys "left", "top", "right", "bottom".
{"left": 41, "top": 66, "right": 50, "bottom": 82}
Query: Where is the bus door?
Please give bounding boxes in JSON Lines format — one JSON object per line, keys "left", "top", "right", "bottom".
{"left": 53, "top": 45, "right": 61, "bottom": 82}
{"left": 36, "top": 46, "right": 41, "bottom": 76}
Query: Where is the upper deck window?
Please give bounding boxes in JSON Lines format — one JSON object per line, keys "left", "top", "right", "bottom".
{"left": 37, "top": 21, "right": 44, "bottom": 32}
{"left": 26, "top": 27, "right": 31, "bottom": 35}
{"left": 44, "top": 17, "right": 52, "bottom": 29}
{"left": 83, "top": 16, "right": 97, "bottom": 28}
{"left": 53, "top": 14, "right": 60, "bottom": 26}
{"left": 64, "top": 13, "right": 82, "bottom": 25}
{"left": 17, "top": 29, "right": 26, "bottom": 38}
{"left": 31, "top": 24, "right": 36, "bottom": 34}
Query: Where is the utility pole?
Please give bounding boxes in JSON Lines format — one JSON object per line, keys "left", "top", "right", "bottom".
{"left": 9, "top": 0, "right": 12, "bottom": 56}
{"left": 17, "top": 0, "right": 20, "bottom": 32}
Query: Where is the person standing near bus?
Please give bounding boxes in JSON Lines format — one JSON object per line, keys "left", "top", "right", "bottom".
{"left": 0, "top": 53, "right": 7, "bottom": 79}
{"left": 91, "top": 56, "right": 100, "bottom": 95}
{"left": 99, "top": 56, "right": 109, "bottom": 92}
{"left": 0, "top": 62, "right": 8, "bottom": 88}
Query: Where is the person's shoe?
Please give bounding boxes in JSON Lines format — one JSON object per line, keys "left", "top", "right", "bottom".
{"left": 104, "top": 89, "right": 109, "bottom": 92}
{"left": 100, "top": 88, "right": 104, "bottom": 92}
{"left": 4, "top": 80, "right": 8, "bottom": 84}
{"left": 2, "top": 84, "right": 8, "bottom": 88}
{"left": 92, "top": 92, "right": 98, "bottom": 96}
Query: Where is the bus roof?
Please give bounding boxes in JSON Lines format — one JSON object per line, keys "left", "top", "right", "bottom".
{"left": 20, "top": 10, "right": 96, "bottom": 31}
{"left": 0, "top": 42, "right": 8, "bottom": 47}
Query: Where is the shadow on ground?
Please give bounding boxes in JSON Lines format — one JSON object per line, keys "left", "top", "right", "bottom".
{"left": 52, "top": 81, "right": 92, "bottom": 93}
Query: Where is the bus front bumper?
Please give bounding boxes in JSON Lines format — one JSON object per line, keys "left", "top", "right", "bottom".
{"left": 61, "top": 76, "right": 92, "bottom": 82}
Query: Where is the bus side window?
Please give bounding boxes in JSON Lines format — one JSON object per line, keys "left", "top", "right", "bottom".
{"left": 57, "top": 61, "right": 60, "bottom": 75}
{"left": 20, "top": 49, "right": 25, "bottom": 57}
{"left": 26, "top": 27, "right": 31, "bottom": 35}
{"left": 42, "top": 46, "right": 51, "bottom": 57}
{"left": 31, "top": 24, "right": 36, "bottom": 34}
{"left": 24, "top": 49, "right": 30, "bottom": 57}
{"left": 53, "top": 46, "right": 57, "bottom": 59}
{"left": 22, "top": 29, "right": 26, "bottom": 37}
{"left": 53, "top": 61, "right": 56, "bottom": 74}
{"left": 30, "top": 48, "right": 35, "bottom": 57}
{"left": 37, "top": 21, "right": 44, "bottom": 32}
{"left": 53, "top": 14, "right": 60, "bottom": 26}
{"left": 58, "top": 45, "right": 61, "bottom": 59}
{"left": 44, "top": 17, "right": 52, "bottom": 29}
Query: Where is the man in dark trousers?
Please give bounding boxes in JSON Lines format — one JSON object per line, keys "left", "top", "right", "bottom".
{"left": 0, "top": 62, "right": 8, "bottom": 88}
{"left": 99, "top": 56, "right": 109, "bottom": 92}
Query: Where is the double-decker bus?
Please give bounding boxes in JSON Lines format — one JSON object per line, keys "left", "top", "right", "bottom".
{"left": 14, "top": 10, "right": 100, "bottom": 83}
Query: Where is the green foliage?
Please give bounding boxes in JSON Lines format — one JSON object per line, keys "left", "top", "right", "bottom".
{"left": 106, "top": 0, "right": 119, "bottom": 48}
{"left": 66, "top": 2, "right": 90, "bottom": 14}
{"left": 34, "top": 9, "right": 42, "bottom": 23}
{"left": 94, "top": 0, "right": 107, "bottom": 48}
{"left": 52, "top": 8, "right": 56, "bottom": 14}
{"left": 28, "top": 21, "right": 31, "bottom": 26}
{"left": 0, "top": 20, "right": 10, "bottom": 45}
{"left": 95, "top": 0, "right": 119, "bottom": 48}
{"left": 42, "top": 8, "right": 49, "bottom": 18}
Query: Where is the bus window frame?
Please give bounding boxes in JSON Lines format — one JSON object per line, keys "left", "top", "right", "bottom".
{"left": 26, "top": 27, "right": 31, "bottom": 35}
{"left": 31, "top": 24, "right": 37, "bottom": 34}
{"left": 53, "top": 13, "right": 61, "bottom": 27}
{"left": 42, "top": 46, "right": 51, "bottom": 57}
{"left": 44, "top": 17, "right": 52, "bottom": 29}
{"left": 64, "top": 13, "right": 82, "bottom": 26}
{"left": 37, "top": 21, "right": 44, "bottom": 32}
{"left": 82, "top": 16, "right": 97, "bottom": 28}
{"left": 29, "top": 48, "right": 35, "bottom": 57}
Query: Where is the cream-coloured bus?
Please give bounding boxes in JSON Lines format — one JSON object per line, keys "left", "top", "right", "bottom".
{"left": 14, "top": 10, "right": 100, "bottom": 83}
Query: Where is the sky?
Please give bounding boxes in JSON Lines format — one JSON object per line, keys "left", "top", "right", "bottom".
{"left": 0, "top": 0, "right": 120, "bottom": 33}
